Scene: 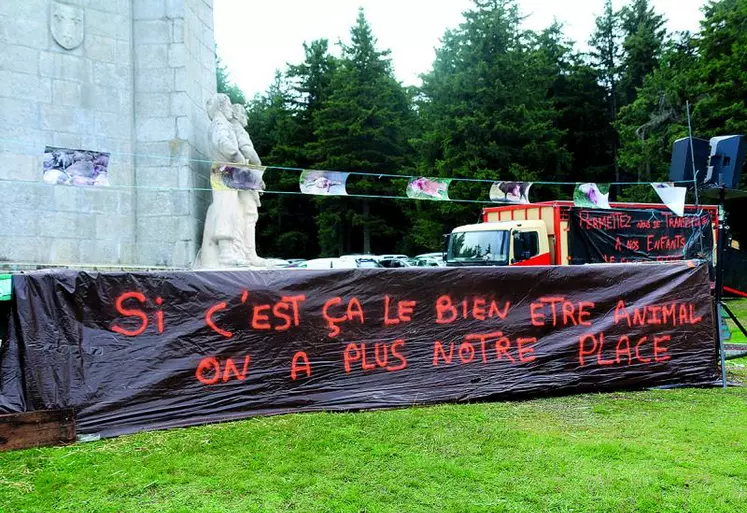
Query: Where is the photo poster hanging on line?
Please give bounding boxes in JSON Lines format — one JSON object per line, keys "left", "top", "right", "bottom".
{"left": 652, "top": 182, "right": 687, "bottom": 217}
{"left": 210, "top": 164, "right": 266, "bottom": 191}
{"left": 299, "top": 170, "right": 349, "bottom": 196}
{"left": 42, "top": 146, "right": 111, "bottom": 187}
{"left": 574, "top": 183, "right": 611, "bottom": 209}
{"left": 406, "top": 177, "right": 452, "bottom": 201}
{"left": 489, "top": 181, "right": 532, "bottom": 204}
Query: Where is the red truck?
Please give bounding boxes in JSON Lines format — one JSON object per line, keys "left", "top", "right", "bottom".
{"left": 444, "top": 201, "right": 719, "bottom": 267}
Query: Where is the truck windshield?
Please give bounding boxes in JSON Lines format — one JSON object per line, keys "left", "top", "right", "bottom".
{"left": 448, "top": 230, "right": 510, "bottom": 264}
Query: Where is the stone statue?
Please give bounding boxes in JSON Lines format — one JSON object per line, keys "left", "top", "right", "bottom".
{"left": 196, "top": 94, "right": 267, "bottom": 269}
{"left": 51, "top": 1, "right": 84, "bottom": 51}
{"left": 230, "top": 104, "right": 265, "bottom": 266}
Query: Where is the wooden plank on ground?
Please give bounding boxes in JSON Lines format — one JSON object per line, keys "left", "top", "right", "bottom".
{"left": 0, "top": 409, "right": 76, "bottom": 452}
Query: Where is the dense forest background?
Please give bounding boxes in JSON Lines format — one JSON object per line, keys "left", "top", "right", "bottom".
{"left": 218, "top": 0, "right": 747, "bottom": 258}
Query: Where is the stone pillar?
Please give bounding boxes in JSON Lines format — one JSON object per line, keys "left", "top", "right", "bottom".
{"left": 0, "top": 0, "right": 216, "bottom": 268}
{"left": 132, "top": 0, "right": 216, "bottom": 267}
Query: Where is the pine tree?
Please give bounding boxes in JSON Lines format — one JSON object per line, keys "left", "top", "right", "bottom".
{"left": 310, "top": 8, "right": 415, "bottom": 255}
{"left": 536, "top": 23, "right": 613, "bottom": 183}
{"left": 589, "top": 0, "right": 623, "bottom": 184}
{"left": 246, "top": 37, "right": 344, "bottom": 258}
{"left": 615, "top": 33, "right": 697, "bottom": 192}
{"left": 618, "top": 0, "right": 667, "bottom": 106}
{"left": 695, "top": 0, "right": 747, "bottom": 137}
{"left": 412, "top": 0, "right": 566, "bottom": 250}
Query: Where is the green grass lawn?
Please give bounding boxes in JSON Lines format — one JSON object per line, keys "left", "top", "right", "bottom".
{"left": 723, "top": 298, "right": 747, "bottom": 343}
{"left": 1, "top": 360, "right": 745, "bottom": 513}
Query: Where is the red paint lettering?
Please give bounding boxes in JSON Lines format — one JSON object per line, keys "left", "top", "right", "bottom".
{"left": 562, "top": 301, "right": 577, "bottom": 326}
{"left": 473, "top": 298, "right": 486, "bottom": 320}
{"left": 459, "top": 341, "right": 475, "bottom": 364}
{"left": 494, "top": 336, "right": 516, "bottom": 363}
{"left": 374, "top": 343, "right": 389, "bottom": 367}
{"left": 343, "top": 342, "right": 361, "bottom": 373}
{"left": 273, "top": 302, "right": 292, "bottom": 331}
{"left": 205, "top": 301, "right": 232, "bottom": 338}
{"left": 399, "top": 300, "right": 416, "bottom": 322}
{"left": 222, "top": 355, "right": 251, "bottom": 382}
{"left": 578, "top": 302, "right": 594, "bottom": 326}
{"left": 360, "top": 343, "right": 377, "bottom": 370}
{"left": 155, "top": 297, "right": 164, "bottom": 334}
{"left": 436, "top": 295, "right": 457, "bottom": 324}
{"left": 679, "top": 304, "right": 688, "bottom": 325}
{"left": 291, "top": 351, "right": 311, "bottom": 380}
{"left": 280, "top": 295, "right": 305, "bottom": 326}
{"left": 252, "top": 304, "right": 271, "bottom": 330}
{"left": 689, "top": 304, "right": 702, "bottom": 324}
{"left": 635, "top": 336, "right": 651, "bottom": 363}
{"left": 654, "top": 335, "right": 671, "bottom": 362}
{"left": 615, "top": 336, "right": 632, "bottom": 364}
{"left": 195, "top": 356, "right": 221, "bottom": 385}
{"left": 517, "top": 337, "right": 537, "bottom": 363}
{"left": 112, "top": 292, "right": 148, "bottom": 337}
{"left": 530, "top": 302, "right": 545, "bottom": 326}
{"left": 647, "top": 305, "right": 662, "bottom": 325}
{"left": 540, "top": 296, "right": 564, "bottom": 326}
{"left": 433, "top": 341, "right": 454, "bottom": 366}
{"left": 614, "top": 300, "right": 631, "bottom": 327}
{"left": 347, "top": 298, "right": 364, "bottom": 324}
{"left": 633, "top": 307, "right": 647, "bottom": 326}
{"left": 322, "top": 297, "right": 346, "bottom": 338}
{"left": 487, "top": 301, "right": 510, "bottom": 319}
{"left": 383, "top": 295, "right": 400, "bottom": 326}
{"left": 579, "top": 333, "right": 598, "bottom": 366}
{"left": 596, "top": 332, "right": 615, "bottom": 365}
{"left": 389, "top": 340, "right": 408, "bottom": 371}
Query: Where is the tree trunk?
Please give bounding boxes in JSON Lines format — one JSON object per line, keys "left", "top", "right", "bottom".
{"left": 611, "top": 78, "right": 620, "bottom": 198}
{"left": 337, "top": 211, "right": 345, "bottom": 257}
{"left": 362, "top": 199, "right": 371, "bottom": 254}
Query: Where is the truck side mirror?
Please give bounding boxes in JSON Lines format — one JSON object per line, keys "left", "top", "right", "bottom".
{"left": 441, "top": 234, "right": 450, "bottom": 252}
{"left": 512, "top": 231, "right": 525, "bottom": 262}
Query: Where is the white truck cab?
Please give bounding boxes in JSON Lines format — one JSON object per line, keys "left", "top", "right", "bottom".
{"left": 446, "top": 220, "right": 551, "bottom": 267}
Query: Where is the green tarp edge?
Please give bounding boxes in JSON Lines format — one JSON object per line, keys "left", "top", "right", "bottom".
{"left": 0, "top": 274, "right": 11, "bottom": 301}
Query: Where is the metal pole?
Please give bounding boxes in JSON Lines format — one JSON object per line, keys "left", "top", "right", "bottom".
{"left": 687, "top": 101, "right": 699, "bottom": 206}
{"left": 715, "top": 186, "right": 727, "bottom": 388}
{"left": 686, "top": 101, "right": 705, "bottom": 256}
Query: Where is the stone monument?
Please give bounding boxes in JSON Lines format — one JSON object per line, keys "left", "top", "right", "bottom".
{"left": 0, "top": 0, "right": 217, "bottom": 268}
{"left": 195, "top": 94, "right": 266, "bottom": 269}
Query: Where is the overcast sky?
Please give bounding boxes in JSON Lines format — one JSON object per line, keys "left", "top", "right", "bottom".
{"left": 214, "top": 0, "right": 707, "bottom": 99}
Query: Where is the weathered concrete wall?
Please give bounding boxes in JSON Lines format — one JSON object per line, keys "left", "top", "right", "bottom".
{"left": 0, "top": 0, "right": 216, "bottom": 267}
{"left": 132, "top": 0, "right": 216, "bottom": 266}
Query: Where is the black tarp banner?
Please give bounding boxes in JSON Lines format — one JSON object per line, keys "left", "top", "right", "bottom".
{"left": 568, "top": 208, "right": 713, "bottom": 265}
{"left": 0, "top": 264, "right": 718, "bottom": 438}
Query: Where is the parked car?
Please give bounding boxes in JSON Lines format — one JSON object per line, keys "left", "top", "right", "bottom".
{"left": 304, "top": 257, "right": 382, "bottom": 269}
{"left": 354, "top": 258, "right": 383, "bottom": 268}
{"left": 415, "top": 252, "right": 443, "bottom": 260}
{"left": 379, "top": 258, "right": 412, "bottom": 268}
{"left": 286, "top": 258, "right": 307, "bottom": 265}
{"left": 266, "top": 258, "right": 291, "bottom": 268}
{"left": 377, "top": 254, "right": 409, "bottom": 261}
{"left": 414, "top": 252, "right": 445, "bottom": 267}
{"left": 339, "top": 255, "right": 382, "bottom": 268}
{"left": 414, "top": 257, "right": 441, "bottom": 267}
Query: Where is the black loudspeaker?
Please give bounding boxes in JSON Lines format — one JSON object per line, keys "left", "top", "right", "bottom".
{"left": 669, "top": 137, "right": 710, "bottom": 183}
{"left": 705, "top": 135, "right": 745, "bottom": 189}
